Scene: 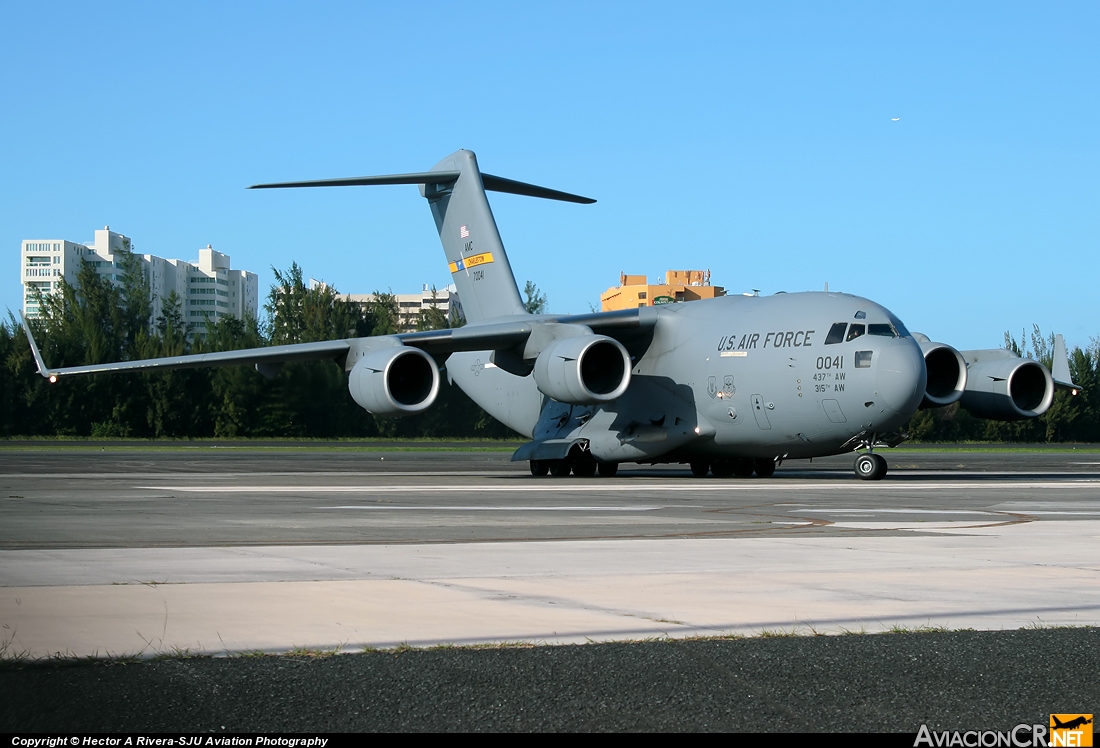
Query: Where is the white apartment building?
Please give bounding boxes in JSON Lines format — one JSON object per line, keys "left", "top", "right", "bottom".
{"left": 336, "top": 283, "right": 465, "bottom": 333}
{"left": 21, "top": 227, "right": 259, "bottom": 336}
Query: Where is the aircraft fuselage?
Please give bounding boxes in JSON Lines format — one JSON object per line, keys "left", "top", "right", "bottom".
{"left": 449, "top": 291, "right": 927, "bottom": 463}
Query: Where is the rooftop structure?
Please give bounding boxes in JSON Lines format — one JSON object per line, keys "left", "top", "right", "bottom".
{"left": 600, "top": 269, "right": 725, "bottom": 312}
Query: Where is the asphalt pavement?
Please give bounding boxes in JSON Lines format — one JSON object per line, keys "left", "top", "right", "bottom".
{"left": 2, "top": 629, "right": 1097, "bottom": 732}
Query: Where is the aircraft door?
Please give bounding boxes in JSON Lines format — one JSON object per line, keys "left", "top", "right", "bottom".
{"left": 750, "top": 394, "right": 772, "bottom": 430}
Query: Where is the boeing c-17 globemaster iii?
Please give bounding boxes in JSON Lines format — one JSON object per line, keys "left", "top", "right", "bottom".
{"left": 23, "top": 149, "right": 1081, "bottom": 480}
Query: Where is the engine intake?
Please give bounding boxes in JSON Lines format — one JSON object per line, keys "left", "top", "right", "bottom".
{"left": 533, "top": 335, "right": 631, "bottom": 405}
{"left": 348, "top": 347, "right": 440, "bottom": 416}
{"left": 960, "top": 358, "right": 1054, "bottom": 421}
{"left": 919, "top": 341, "right": 967, "bottom": 408}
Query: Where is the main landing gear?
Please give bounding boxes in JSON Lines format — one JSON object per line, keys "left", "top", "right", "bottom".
{"left": 854, "top": 452, "right": 888, "bottom": 481}
{"left": 691, "top": 458, "right": 778, "bottom": 478}
{"left": 530, "top": 445, "right": 618, "bottom": 478}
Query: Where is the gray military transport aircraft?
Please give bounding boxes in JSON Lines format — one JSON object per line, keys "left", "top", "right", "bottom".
{"left": 23, "top": 149, "right": 1080, "bottom": 480}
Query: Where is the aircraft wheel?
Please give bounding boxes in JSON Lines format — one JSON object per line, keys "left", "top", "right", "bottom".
{"left": 689, "top": 461, "right": 710, "bottom": 478}
{"left": 732, "top": 458, "right": 755, "bottom": 478}
{"left": 597, "top": 461, "right": 619, "bottom": 477}
{"left": 572, "top": 454, "right": 598, "bottom": 478}
{"left": 854, "top": 453, "right": 887, "bottom": 481}
{"left": 710, "top": 459, "right": 734, "bottom": 478}
{"left": 548, "top": 459, "right": 572, "bottom": 477}
{"left": 753, "top": 458, "right": 776, "bottom": 478}
{"left": 529, "top": 460, "right": 549, "bottom": 476}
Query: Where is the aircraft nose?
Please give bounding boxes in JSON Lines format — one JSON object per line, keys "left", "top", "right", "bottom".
{"left": 876, "top": 340, "right": 926, "bottom": 415}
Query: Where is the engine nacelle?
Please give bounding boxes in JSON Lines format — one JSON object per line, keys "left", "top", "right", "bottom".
{"left": 348, "top": 346, "right": 440, "bottom": 416}
{"left": 919, "top": 341, "right": 967, "bottom": 408}
{"left": 533, "top": 334, "right": 631, "bottom": 405}
{"left": 960, "top": 358, "right": 1054, "bottom": 421}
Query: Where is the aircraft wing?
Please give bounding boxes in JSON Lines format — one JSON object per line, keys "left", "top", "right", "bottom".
{"left": 22, "top": 308, "right": 654, "bottom": 381}
{"left": 25, "top": 332, "right": 353, "bottom": 382}
{"left": 396, "top": 308, "right": 655, "bottom": 356}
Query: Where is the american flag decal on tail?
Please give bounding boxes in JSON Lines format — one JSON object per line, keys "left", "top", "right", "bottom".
{"left": 459, "top": 225, "right": 470, "bottom": 239}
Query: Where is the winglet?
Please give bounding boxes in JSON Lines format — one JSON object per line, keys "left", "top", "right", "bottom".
{"left": 1052, "top": 334, "right": 1082, "bottom": 393}
{"left": 19, "top": 312, "right": 56, "bottom": 381}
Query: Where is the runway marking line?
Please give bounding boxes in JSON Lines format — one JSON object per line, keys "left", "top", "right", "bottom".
{"left": 141, "top": 480, "right": 1100, "bottom": 493}
{"left": 315, "top": 505, "right": 676, "bottom": 511}
{"left": 2, "top": 471, "right": 518, "bottom": 480}
{"left": 799, "top": 509, "right": 999, "bottom": 515}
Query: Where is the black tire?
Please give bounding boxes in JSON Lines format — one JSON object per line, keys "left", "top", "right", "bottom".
{"left": 572, "top": 454, "right": 598, "bottom": 477}
{"left": 597, "top": 461, "right": 619, "bottom": 477}
{"left": 753, "top": 458, "right": 776, "bottom": 478}
{"left": 710, "top": 459, "right": 735, "bottom": 478}
{"left": 529, "top": 460, "right": 549, "bottom": 476}
{"left": 854, "top": 453, "right": 886, "bottom": 480}
{"left": 689, "top": 461, "right": 710, "bottom": 478}
{"left": 732, "top": 458, "right": 755, "bottom": 478}
{"left": 871, "top": 453, "right": 888, "bottom": 479}
{"left": 548, "top": 459, "right": 571, "bottom": 477}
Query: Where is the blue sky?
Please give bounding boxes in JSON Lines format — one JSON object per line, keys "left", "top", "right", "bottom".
{"left": 3, "top": 2, "right": 1097, "bottom": 350}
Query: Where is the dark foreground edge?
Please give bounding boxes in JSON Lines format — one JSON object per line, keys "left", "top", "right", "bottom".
{"left": 2, "top": 629, "right": 1097, "bottom": 732}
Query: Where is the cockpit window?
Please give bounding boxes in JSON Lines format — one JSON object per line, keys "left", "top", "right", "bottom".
{"left": 824, "top": 323, "right": 847, "bottom": 345}
{"left": 854, "top": 311, "right": 867, "bottom": 320}
{"left": 868, "top": 323, "right": 898, "bottom": 338}
{"left": 888, "top": 314, "right": 910, "bottom": 338}
{"left": 846, "top": 323, "right": 865, "bottom": 342}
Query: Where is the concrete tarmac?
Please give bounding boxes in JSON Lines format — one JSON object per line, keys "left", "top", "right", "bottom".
{"left": 1, "top": 448, "right": 1098, "bottom": 659}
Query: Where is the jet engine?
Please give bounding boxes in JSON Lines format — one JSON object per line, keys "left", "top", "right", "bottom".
{"left": 348, "top": 346, "right": 440, "bottom": 416}
{"left": 533, "top": 334, "right": 631, "bottom": 405}
{"left": 919, "top": 341, "right": 967, "bottom": 408}
{"left": 960, "top": 358, "right": 1054, "bottom": 421}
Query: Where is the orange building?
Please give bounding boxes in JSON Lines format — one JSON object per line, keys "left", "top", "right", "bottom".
{"left": 600, "top": 269, "right": 725, "bottom": 311}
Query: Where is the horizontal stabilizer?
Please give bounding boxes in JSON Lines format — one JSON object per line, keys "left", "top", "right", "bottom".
{"left": 249, "top": 172, "right": 460, "bottom": 190}
{"left": 481, "top": 173, "right": 595, "bottom": 204}
{"left": 250, "top": 170, "right": 595, "bottom": 203}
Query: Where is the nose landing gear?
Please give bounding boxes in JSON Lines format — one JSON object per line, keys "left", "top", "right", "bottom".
{"left": 854, "top": 452, "right": 888, "bottom": 480}
{"left": 842, "top": 431, "right": 904, "bottom": 481}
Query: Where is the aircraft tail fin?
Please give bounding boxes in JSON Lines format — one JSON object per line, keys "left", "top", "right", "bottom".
{"left": 250, "top": 150, "right": 595, "bottom": 324}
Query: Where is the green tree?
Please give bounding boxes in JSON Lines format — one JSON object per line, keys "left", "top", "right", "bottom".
{"left": 523, "top": 280, "right": 547, "bottom": 314}
{"left": 417, "top": 287, "right": 450, "bottom": 332}
{"left": 363, "top": 291, "right": 400, "bottom": 336}
{"left": 139, "top": 291, "right": 211, "bottom": 437}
